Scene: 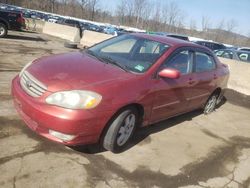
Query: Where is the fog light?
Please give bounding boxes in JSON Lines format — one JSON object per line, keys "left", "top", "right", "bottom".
{"left": 49, "top": 130, "right": 76, "bottom": 142}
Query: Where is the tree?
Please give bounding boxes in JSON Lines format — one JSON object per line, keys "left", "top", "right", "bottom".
{"left": 201, "top": 15, "right": 210, "bottom": 32}
{"left": 161, "top": 1, "right": 182, "bottom": 32}
{"left": 87, "top": 0, "right": 99, "bottom": 21}
{"left": 133, "top": 0, "right": 148, "bottom": 28}
{"left": 227, "top": 19, "right": 238, "bottom": 33}
{"left": 214, "top": 19, "right": 225, "bottom": 42}
{"left": 79, "top": 0, "right": 87, "bottom": 18}
{"left": 116, "top": 0, "right": 128, "bottom": 25}
{"left": 150, "top": 2, "right": 161, "bottom": 31}
{"left": 189, "top": 19, "right": 197, "bottom": 35}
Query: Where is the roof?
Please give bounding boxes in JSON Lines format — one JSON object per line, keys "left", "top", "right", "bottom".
{"left": 131, "top": 33, "right": 208, "bottom": 50}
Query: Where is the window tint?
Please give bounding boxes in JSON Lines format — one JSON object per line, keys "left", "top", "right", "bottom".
{"left": 195, "top": 52, "right": 216, "bottom": 72}
{"left": 164, "top": 50, "right": 191, "bottom": 74}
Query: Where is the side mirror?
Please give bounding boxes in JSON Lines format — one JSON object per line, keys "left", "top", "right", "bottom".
{"left": 158, "top": 68, "right": 180, "bottom": 79}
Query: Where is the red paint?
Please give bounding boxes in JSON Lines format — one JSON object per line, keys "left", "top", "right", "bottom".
{"left": 158, "top": 68, "right": 180, "bottom": 79}
{"left": 11, "top": 34, "right": 229, "bottom": 146}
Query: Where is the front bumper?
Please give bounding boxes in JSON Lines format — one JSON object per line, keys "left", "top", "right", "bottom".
{"left": 11, "top": 76, "right": 113, "bottom": 145}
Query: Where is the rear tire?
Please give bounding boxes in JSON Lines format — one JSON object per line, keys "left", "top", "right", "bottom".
{"left": 204, "top": 93, "right": 219, "bottom": 114}
{"left": 102, "top": 107, "right": 138, "bottom": 153}
{"left": 0, "top": 23, "right": 7, "bottom": 38}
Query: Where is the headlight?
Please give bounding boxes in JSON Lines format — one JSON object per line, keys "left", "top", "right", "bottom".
{"left": 45, "top": 90, "right": 102, "bottom": 109}
{"left": 19, "top": 61, "right": 33, "bottom": 77}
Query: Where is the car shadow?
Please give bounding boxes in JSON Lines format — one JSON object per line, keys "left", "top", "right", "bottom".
{"left": 6, "top": 34, "right": 47, "bottom": 42}
{"left": 71, "top": 109, "right": 203, "bottom": 154}
{"left": 71, "top": 98, "right": 227, "bottom": 154}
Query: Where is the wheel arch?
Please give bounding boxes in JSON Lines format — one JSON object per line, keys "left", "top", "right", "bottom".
{"left": 0, "top": 18, "right": 9, "bottom": 29}
{"left": 212, "top": 87, "right": 222, "bottom": 96}
{"left": 98, "top": 103, "right": 144, "bottom": 143}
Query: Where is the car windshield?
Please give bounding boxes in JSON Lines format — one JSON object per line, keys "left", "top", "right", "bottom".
{"left": 86, "top": 35, "right": 169, "bottom": 73}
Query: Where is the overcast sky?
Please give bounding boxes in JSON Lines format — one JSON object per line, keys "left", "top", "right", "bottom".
{"left": 100, "top": 0, "right": 250, "bottom": 36}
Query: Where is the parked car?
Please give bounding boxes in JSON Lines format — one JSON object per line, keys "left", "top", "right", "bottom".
{"left": 167, "top": 34, "right": 189, "bottom": 41}
{"left": 214, "top": 49, "right": 250, "bottom": 63}
{"left": 194, "top": 41, "right": 226, "bottom": 51}
{"left": 103, "top": 26, "right": 118, "bottom": 35}
{"left": 12, "top": 34, "right": 229, "bottom": 152}
{"left": 238, "top": 47, "right": 250, "bottom": 52}
{"left": 78, "top": 22, "right": 103, "bottom": 33}
{"left": 56, "top": 18, "right": 83, "bottom": 37}
{"left": 0, "top": 9, "right": 25, "bottom": 37}
{"left": 151, "top": 32, "right": 189, "bottom": 41}
{"left": 47, "top": 18, "right": 58, "bottom": 23}
{"left": 57, "top": 18, "right": 80, "bottom": 27}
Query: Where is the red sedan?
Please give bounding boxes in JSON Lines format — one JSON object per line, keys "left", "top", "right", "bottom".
{"left": 12, "top": 34, "right": 229, "bottom": 152}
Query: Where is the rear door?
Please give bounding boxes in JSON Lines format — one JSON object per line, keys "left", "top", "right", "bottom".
{"left": 186, "top": 50, "right": 218, "bottom": 110}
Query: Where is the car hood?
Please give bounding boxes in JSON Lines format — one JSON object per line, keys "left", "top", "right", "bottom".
{"left": 27, "top": 52, "right": 133, "bottom": 92}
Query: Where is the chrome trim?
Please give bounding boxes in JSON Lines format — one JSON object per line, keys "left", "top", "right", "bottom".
{"left": 186, "top": 93, "right": 210, "bottom": 101}
{"left": 153, "top": 100, "right": 180, "bottom": 110}
{"left": 20, "top": 71, "right": 47, "bottom": 97}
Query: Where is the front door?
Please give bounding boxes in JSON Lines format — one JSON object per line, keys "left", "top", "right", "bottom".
{"left": 150, "top": 49, "right": 197, "bottom": 123}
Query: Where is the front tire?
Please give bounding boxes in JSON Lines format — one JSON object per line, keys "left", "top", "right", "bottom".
{"left": 0, "top": 23, "right": 7, "bottom": 38}
{"left": 102, "top": 107, "right": 138, "bottom": 153}
{"left": 204, "top": 93, "right": 218, "bottom": 114}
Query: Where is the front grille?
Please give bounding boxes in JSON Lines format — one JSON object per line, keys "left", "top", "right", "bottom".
{"left": 20, "top": 71, "right": 47, "bottom": 97}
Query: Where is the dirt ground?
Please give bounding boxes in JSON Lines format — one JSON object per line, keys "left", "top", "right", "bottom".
{"left": 0, "top": 31, "right": 250, "bottom": 188}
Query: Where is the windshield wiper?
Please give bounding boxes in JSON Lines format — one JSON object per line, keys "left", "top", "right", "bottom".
{"left": 86, "top": 50, "right": 128, "bottom": 72}
{"left": 86, "top": 50, "right": 106, "bottom": 62}
{"left": 100, "top": 56, "right": 128, "bottom": 72}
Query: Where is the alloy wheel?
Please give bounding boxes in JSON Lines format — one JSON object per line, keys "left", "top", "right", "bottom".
{"left": 204, "top": 95, "right": 217, "bottom": 114}
{"left": 117, "top": 113, "right": 136, "bottom": 146}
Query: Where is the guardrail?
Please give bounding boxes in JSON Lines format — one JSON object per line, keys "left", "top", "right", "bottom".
{"left": 80, "top": 30, "right": 114, "bottom": 47}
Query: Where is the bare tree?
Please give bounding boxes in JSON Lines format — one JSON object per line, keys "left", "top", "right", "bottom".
{"left": 87, "top": 0, "right": 99, "bottom": 21}
{"left": 161, "top": 2, "right": 169, "bottom": 31}
{"left": 161, "top": 1, "right": 182, "bottom": 32}
{"left": 168, "top": 1, "right": 180, "bottom": 32}
{"left": 201, "top": 15, "right": 210, "bottom": 32}
{"left": 227, "top": 19, "right": 238, "bottom": 32}
{"left": 150, "top": 2, "right": 161, "bottom": 31}
{"left": 213, "top": 19, "right": 225, "bottom": 42}
{"left": 133, "top": 0, "right": 148, "bottom": 28}
{"left": 79, "top": 0, "right": 87, "bottom": 18}
{"left": 189, "top": 19, "right": 197, "bottom": 35}
{"left": 115, "top": 0, "right": 149, "bottom": 28}
{"left": 116, "top": 0, "right": 128, "bottom": 25}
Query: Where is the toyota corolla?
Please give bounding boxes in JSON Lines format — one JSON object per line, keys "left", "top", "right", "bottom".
{"left": 12, "top": 33, "right": 229, "bottom": 152}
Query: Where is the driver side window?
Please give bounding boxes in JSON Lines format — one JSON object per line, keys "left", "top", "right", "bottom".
{"left": 163, "top": 50, "right": 191, "bottom": 74}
